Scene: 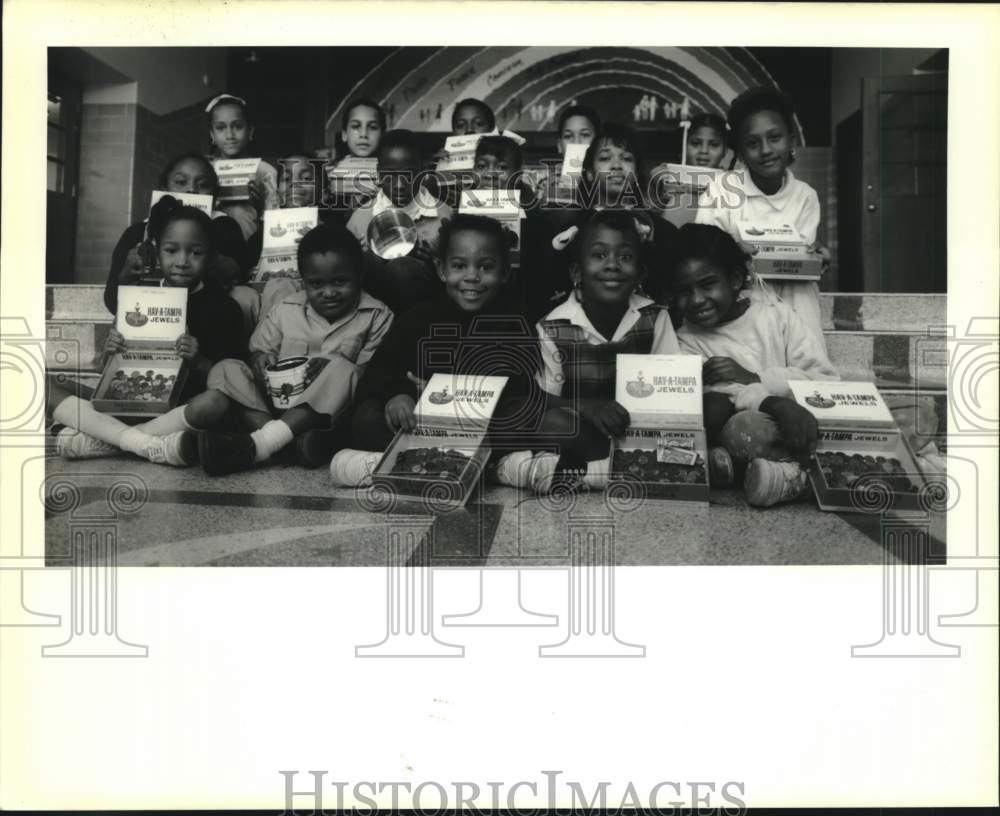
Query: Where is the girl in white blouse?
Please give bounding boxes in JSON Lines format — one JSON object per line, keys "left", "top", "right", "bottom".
{"left": 696, "top": 87, "right": 829, "bottom": 349}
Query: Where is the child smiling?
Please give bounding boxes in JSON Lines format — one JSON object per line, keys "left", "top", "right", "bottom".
{"left": 494, "top": 210, "right": 680, "bottom": 494}
{"left": 657, "top": 223, "right": 839, "bottom": 506}
{"left": 695, "top": 88, "right": 828, "bottom": 347}
{"left": 206, "top": 94, "right": 279, "bottom": 242}
{"left": 193, "top": 224, "right": 392, "bottom": 473}
{"left": 349, "top": 214, "right": 537, "bottom": 453}
{"left": 53, "top": 204, "right": 246, "bottom": 466}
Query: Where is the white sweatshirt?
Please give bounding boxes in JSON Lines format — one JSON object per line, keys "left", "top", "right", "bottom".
{"left": 671, "top": 299, "right": 840, "bottom": 412}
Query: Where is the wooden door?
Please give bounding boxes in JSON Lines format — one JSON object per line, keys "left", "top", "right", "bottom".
{"left": 862, "top": 74, "right": 947, "bottom": 292}
{"left": 46, "top": 76, "right": 82, "bottom": 283}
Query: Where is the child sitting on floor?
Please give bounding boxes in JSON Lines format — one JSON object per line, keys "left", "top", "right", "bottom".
{"left": 655, "top": 223, "right": 839, "bottom": 507}
{"left": 192, "top": 223, "right": 393, "bottom": 474}
{"left": 695, "top": 87, "right": 829, "bottom": 347}
{"left": 339, "top": 214, "right": 539, "bottom": 477}
{"left": 346, "top": 129, "right": 453, "bottom": 312}
{"left": 53, "top": 203, "right": 247, "bottom": 466}
{"left": 492, "top": 209, "right": 680, "bottom": 494}
{"left": 105, "top": 152, "right": 257, "bottom": 333}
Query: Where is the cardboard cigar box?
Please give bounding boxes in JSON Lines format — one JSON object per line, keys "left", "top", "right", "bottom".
{"left": 211, "top": 157, "right": 261, "bottom": 202}
{"left": 372, "top": 373, "right": 509, "bottom": 508}
{"left": 653, "top": 163, "right": 724, "bottom": 196}
{"left": 537, "top": 143, "right": 588, "bottom": 207}
{"left": 737, "top": 221, "right": 822, "bottom": 281}
{"left": 436, "top": 133, "right": 484, "bottom": 174}
{"left": 788, "top": 380, "right": 930, "bottom": 513}
{"left": 325, "top": 157, "right": 378, "bottom": 197}
{"left": 459, "top": 188, "right": 524, "bottom": 267}
{"left": 149, "top": 190, "right": 214, "bottom": 215}
{"left": 610, "top": 354, "right": 709, "bottom": 502}
{"left": 92, "top": 286, "right": 189, "bottom": 418}
{"left": 560, "top": 143, "right": 588, "bottom": 180}
{"left": 251, "top": 206, "right": 319, "bottom": 283}
{"left": 654, "top": 164, "right": 720, "bottom": 228}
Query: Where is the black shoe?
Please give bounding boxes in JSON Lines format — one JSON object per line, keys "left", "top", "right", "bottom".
{"left": 295, "top": 428, "right": 340, "bottom": 469}
{"left": 177, "top": 430, "right": 200, "bottom": 466}
{"left": 198, "top": 431, "right": 257, "bottom": 476}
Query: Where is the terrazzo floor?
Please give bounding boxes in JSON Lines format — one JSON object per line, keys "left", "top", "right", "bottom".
{"left": 42, "top": 454, "right": 947, "bottom": 567}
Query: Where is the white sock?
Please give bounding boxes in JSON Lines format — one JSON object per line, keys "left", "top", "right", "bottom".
{"left": 584, "top": 457, "right": 611, "bottom": 487}
{"left": 134, "top": 405, "right": 195, "bottom": 436}
{"left": 250, "top": 420, "right": 294, "bottom": 462}
{"left": 52, "top": 396, "right": 131, "bottom": 450}
{"left": 494, "top": 451, "right": 533, "bottom": 486}
{"left": 118, "top": 427, "right": 157, "bottom": 457}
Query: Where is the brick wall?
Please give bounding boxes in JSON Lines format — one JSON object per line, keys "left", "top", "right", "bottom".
{"left": 73, "top": 103, "right": 137, "bottom": 284}
{"left": 72, "top": 99, "right": 210, "bottom": 283}
{"left": 131, "top": 100, "right": 208, "bottom": 224}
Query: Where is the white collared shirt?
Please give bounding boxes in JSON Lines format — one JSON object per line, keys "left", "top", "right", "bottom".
{"left": 535, "top": 293, "right": 679, "bottom": 396}
{"left": 695, "top": 168, "right": 820, "bottom": 245}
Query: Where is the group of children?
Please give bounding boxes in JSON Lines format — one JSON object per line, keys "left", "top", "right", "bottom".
{"left": 51, "top": 85, "right": 854, "bottom": 508}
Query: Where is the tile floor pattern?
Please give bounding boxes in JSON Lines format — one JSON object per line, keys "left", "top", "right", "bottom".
{"left": 42, "top": 455, "right": 947, "bottom": 567}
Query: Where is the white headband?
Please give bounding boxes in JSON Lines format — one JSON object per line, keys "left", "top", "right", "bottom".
{"left": 205, "top": 94, "right": 247, "bottom": 114}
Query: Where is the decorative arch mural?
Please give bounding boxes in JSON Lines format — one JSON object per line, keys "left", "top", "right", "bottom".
{"left": 325, "top": 46, "right": 805, "bottom": 146}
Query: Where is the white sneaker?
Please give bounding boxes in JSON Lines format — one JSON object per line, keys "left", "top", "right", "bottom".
{"left": 56, "top": 428, "right": 116, "bottom": 460}
{"left": 143, "top": 431, "right": 197, "bottom": 467}
{"left": 494, "top": 451, "right": 533, "bottom": 487}
{"left": 494, "top": 451, "right": 563, "bottom": 494}
{"left": 329, "top": 449, "right": 381, "bottom": 487}
{"left": 744, "top": 459, "right": 811, "bottom": 507}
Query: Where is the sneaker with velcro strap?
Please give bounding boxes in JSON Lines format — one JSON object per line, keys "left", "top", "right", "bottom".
{"left": 143, "top": 431, "right": 198, "bottom": 467}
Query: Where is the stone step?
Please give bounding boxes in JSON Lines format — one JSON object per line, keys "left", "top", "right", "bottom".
{"left": 881, "top": 385, "right": 948, "bottom": 426}
{"left": 44, "top": 285, "right": 948, "bottom": 387}
{"left": 46, "top": 284, "right": 945, "bottom": 327}
{"left": 818, "top": 293, "right": 945, "bottom": 333}
{"left": 46, "top": 284, "right": 109, "bottom": 321}
{"left": 51, "top": 370, "right": 102, "bottom": 397}
{"left": 46, "top": 320, "right": 110, "bottom": 372}
{"left": 825, "top": 332, "right": 947, "bottom": 390}
{"left": 47, "top": 286, "right": 945, "bottom": 332}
